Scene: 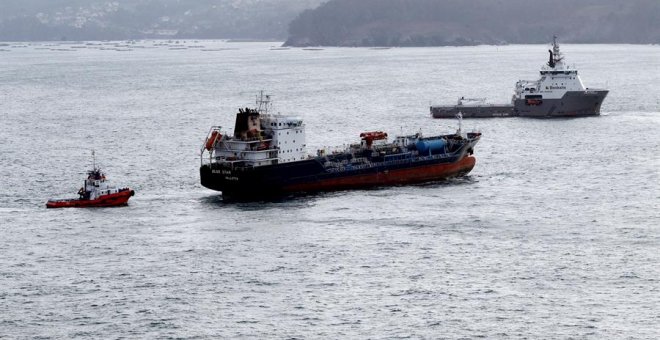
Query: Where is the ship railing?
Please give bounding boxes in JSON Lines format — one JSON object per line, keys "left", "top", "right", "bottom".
{"left": 204, "top": 150, "right": 279, "bottom": 166}
{"left": 324, "top": 151, "right": 461, "bottom": 173}
{"left": 226, "top": 160, "right": 279, "bottom": 171}
{"left": 201, "top": 128, "right": 271, "bottom": 151}
{"left": 458, "top": 97, "right": 487, "bottom": 105}
{"left": 201, "top": 139, "right": 278, "bottom": 167}
{"left": 212, "top": 148, "right": 278, "bottom": 159}
{"left": 236, "top": 148, "right": 279, "bottom": 154}
{"left": 202, "top": 140, "right": 237, "bottom": 165}
{"left": 225, "top": 136, "right": 273, "bottom": 144}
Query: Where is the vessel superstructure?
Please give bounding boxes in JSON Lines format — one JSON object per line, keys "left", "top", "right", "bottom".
{"left": 200, "top": 94, "right": 481, "bottom": 199}
{"left": 431, "top": 37, "right": 608, "bottom": 118}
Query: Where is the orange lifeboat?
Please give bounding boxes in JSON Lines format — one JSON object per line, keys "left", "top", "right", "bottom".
{"left": 205, "top": 131, "right": 221, "bottom": 150}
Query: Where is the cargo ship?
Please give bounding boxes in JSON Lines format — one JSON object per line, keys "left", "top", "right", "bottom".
{"left": 431, "top": 37, "right": 608, "bottom": 118}
{"left": 200, "top": 94, "right": 481, "bottom": 199}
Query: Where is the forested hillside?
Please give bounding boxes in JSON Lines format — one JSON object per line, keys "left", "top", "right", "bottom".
{"left": 0, "top": 0, "right": 323, "bottom": 41}
{"left": 285, "top": 0, "right": 660, "bottom": 46}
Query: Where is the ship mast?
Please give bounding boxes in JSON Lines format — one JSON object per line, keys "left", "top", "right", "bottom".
{"left": 256, "top": 91, "right": 272, "bottom": 115}
{"left": 456, "top": 112, "right": 463, "bottom": 136}
{"left": 549, "top": 35, "right": 563, "bottom": 68}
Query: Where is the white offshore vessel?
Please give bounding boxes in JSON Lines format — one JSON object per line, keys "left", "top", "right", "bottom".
{"left": 431, "top": 37, "right": 608, "bottom": 118}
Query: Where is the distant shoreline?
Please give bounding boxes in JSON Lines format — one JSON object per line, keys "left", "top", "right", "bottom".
{"left": 0, "top": 39, "right": 657, "bottom": 47}
{"left": 284, "top": 0, "right": 660, "bottom": 49}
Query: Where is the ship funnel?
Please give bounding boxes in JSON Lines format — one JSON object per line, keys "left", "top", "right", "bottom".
{"left": 234, "top": 107, "right": 261, "bottom": 139}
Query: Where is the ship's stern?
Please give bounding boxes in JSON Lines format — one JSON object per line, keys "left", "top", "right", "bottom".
{"left": 200, "top": 163, "right": 252, "bottom": 194}
{"left": 200, "top": 164, "right": 222, "bottom": 191}
{"left": 200, "top": 163, "right": 281, "bottom": 199}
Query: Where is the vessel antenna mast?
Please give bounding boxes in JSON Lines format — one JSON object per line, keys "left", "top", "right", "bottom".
{"left": 456, "top": 112, "right": 463, "bottom": 136}
{"left": 256, "top": 91, "right": 272, "bottom": 115}
{"left": 552, "top": 35, "right": 563, "bottom": 64}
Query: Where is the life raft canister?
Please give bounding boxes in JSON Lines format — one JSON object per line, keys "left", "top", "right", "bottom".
{"left": 205, "top": 131, "right": 221, "bottom": 150}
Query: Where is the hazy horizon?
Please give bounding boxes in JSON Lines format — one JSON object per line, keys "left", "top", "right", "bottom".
{"left": 2, "top": 0, "right": 659, "bottom": 45}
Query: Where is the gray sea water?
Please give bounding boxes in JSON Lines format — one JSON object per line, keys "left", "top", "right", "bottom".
{"left": 1, "top": 41, "right": 659, "bottom": 339}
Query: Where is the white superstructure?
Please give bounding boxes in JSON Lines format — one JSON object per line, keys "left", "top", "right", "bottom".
{"left": 261, "top": 115, "right": 306, "bottom": 163}
{"left": 201, "top": 93, "right": 307, "bottom": 168}
{"left": 514, "top": 36, "right": 586, "bottom": 100}
{"left": 81, "top": 168, "right": 124, "bottom": 200}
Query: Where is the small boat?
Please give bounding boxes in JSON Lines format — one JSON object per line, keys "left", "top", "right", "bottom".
{"left": 46, "top": 158, "right": 135, "bottom": 208}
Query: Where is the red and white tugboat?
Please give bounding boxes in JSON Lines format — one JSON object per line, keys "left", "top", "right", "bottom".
{"left": 46, "top": 154, "right": 135, "bottom": 208}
